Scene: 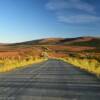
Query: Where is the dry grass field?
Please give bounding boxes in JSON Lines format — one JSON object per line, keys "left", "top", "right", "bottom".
{"left": 0, "top": 36, "right": 100, "bottom": 76}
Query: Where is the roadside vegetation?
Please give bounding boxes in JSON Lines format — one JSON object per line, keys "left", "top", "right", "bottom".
{"left": 0, "top": 56, "right": 47, "bottom": 72}
{"left": 0, "top": 36, "right": 100, "bottom": 75}
{"left": 0, "top": 47, "right": 47, "bottom": 72}
{"left": 58, "top": 53, "right": 100, "bottom": 77}
{"left": 45, "top": 45, "right": 100, "bottom": 77}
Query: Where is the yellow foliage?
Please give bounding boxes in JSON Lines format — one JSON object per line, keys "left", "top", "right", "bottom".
{"left": 61, "top": 57, "right": 100, "bottom": 77}
{"left": 0, "top": 57, "right": 48, "bottom": 73}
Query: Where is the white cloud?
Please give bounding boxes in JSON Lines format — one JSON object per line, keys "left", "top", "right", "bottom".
{"left": 46, "top": 0, "right": 95, "bottom": 13}
{"left": 46, "top": 0, "right": 67, "bottom": 10}
{"left": 46, "top": 0, "right": 100, "bottom": 24}
{"left": 58, "top": 15, "right": 100, "bottom": 23}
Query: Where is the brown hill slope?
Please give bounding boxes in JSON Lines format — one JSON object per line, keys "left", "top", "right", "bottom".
{"left": 0, "top": 36, "right": 100, "bottom": 73}
{"left": 2, "top": 36, "right": 99, "bottom": 46}
{"left": 0, "top": 36, "right": 99, "bottom": 52}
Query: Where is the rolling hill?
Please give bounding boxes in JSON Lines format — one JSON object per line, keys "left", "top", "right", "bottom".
{"left": 0, "top": 36, "right": 100, "bottom": 73}
{"left": 2, "top": 36, "right": 99, "bottom": 46}
{"left": 0, "top": 36, "right": 99, "bottom": 52}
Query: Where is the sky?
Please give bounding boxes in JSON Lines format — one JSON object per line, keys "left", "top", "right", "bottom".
{"left": 0, "top": 0, "right": 100, "bottom": 43}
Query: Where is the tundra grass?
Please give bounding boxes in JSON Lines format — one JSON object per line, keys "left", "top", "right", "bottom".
{"left": 0, "top": 58, "right": 47, "bottom": 73}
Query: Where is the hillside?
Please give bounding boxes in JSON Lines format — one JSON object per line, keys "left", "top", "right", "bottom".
{"left": 0, "top": 36, "right": 99, "bottom": 53}
{"left": 67, "top": 37, "right": 100, "bottom": 47}
{"left": 1, "top": 36, "right": 99, "bottom": 46}
{"left": 0, "top": 36, "right": 100, "bottom": 73}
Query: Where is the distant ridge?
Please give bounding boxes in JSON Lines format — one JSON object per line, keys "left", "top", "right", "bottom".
{"left": 6, "top": 36, "right": 99, "bottom": 46}
{"left": 0, "top": 36, "right": 99, "bottom": 48}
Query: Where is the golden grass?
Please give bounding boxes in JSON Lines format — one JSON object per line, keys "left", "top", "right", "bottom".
{"left": 60, "top": 55, "right": 100, "bottom": 77}
{"left": 0, "top": 44, "right": 100, "bottom": 76}
{"left": 0, "top": 46, "right": 48, "bottom": 73}
{"left": 0, "top": 58, "right": 47, "bottom": 72}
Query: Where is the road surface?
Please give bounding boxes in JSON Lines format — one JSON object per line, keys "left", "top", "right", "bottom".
{"left": 0, "top": 59, "right": 100, "bottom": 100}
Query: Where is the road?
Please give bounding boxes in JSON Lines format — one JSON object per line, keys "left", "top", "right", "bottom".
{"left": 0, "top": 59, "right": 100, "bottom": 100}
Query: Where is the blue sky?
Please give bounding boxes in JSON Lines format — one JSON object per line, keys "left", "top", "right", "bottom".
{"left": 0, "top": 0, "right": 100, "bottom": 43}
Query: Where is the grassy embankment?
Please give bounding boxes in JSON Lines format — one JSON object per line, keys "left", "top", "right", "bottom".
{"left": 59, "top": 53, "right": 100, "bottom": 77}
{"left": 0, "top": 47, "right": 47, "bottom": 72}
{"left": 45, "top": 44, "right": 100, "bottom": 77}
{"left": 0, "top": 57, "right": 47, "bottom": 73}
{"left": 62, "top": 40, "right": 100, "bottom": 77}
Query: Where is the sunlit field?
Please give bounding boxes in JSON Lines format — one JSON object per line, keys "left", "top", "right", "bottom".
{"left": 0, "top": 46, "right": 47, "bottom": 72}
{"left": 60, "top": 53, "right": 100, "bottom": 77}
{"left": 0, "top": 37, "right": 100, "bottom": 77}
{"left": 0, "top": 57, "right": 47, "bottom": 72}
